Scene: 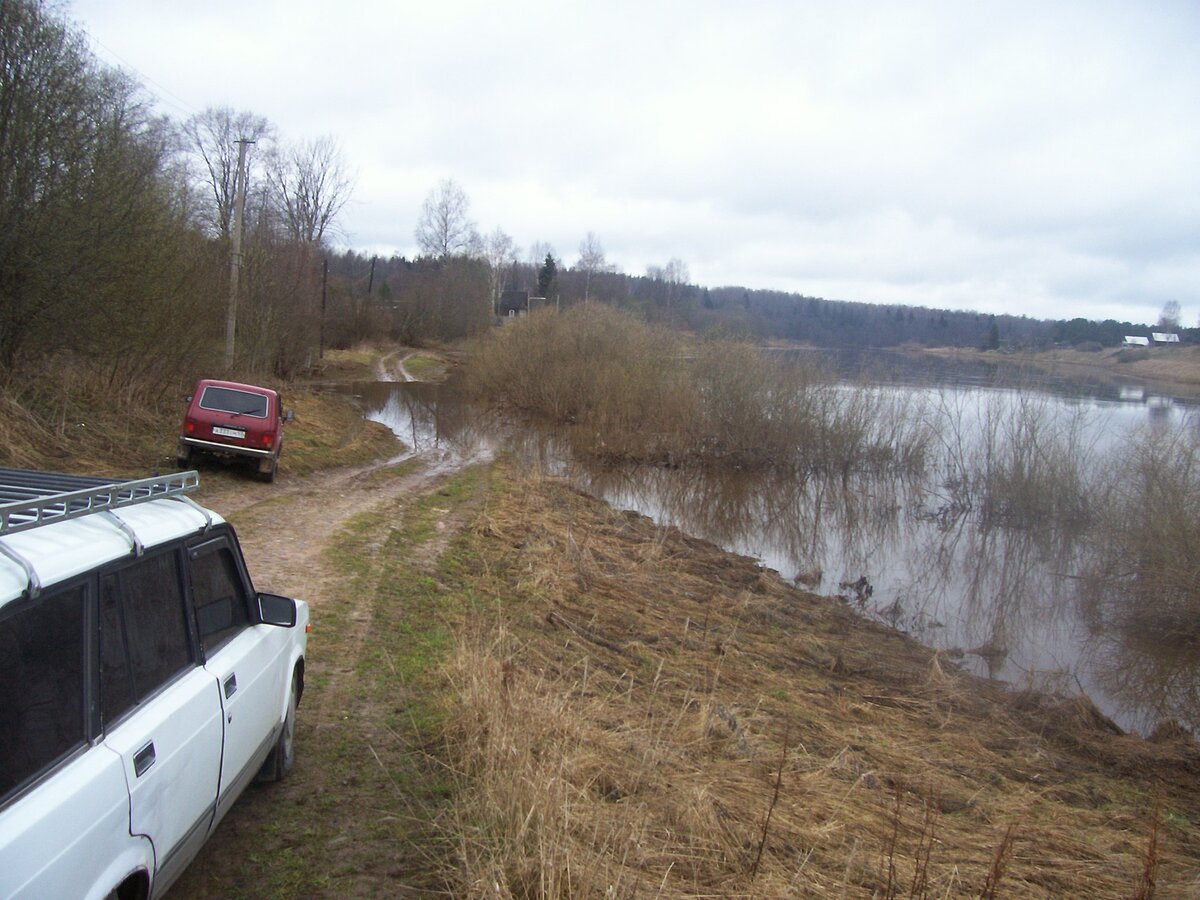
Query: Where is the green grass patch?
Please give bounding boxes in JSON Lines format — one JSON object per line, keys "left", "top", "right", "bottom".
{"left": 403, "top": 353, "right": 449, "bottom": 381}
{"left": 313, "top": 345, "right": 388, "bottom": 382}
{"left": 254, "top": 465, "right": 491, "bottom": 895}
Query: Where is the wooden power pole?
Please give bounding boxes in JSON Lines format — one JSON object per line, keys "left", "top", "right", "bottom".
{"left": 319, "top": 258, "right": 328, "bottom": 359}
{"left": 224, "top": 138, "right": 254, "bottom": 370}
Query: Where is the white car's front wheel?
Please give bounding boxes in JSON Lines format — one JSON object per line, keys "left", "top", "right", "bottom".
{"left": 258, "top": 671, "right": 297, "bottom": 781}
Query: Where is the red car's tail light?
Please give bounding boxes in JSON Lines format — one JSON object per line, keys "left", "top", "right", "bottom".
{"left": 261, "top": 431, "right": 275, "bottom": 447}
{"left": 185, "top": 420, "right": 195, "bottom": 434}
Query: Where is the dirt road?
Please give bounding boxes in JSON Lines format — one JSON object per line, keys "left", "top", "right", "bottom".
{"left": 171, "top": 436, "right": 476, "bottom": 897}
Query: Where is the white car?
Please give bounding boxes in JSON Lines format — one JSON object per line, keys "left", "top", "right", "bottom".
{"left": 0, "top": 468, "right": 308, "bottom": 900}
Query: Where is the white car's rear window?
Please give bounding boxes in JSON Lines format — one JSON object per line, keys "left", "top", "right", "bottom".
{"left": 199, "top": 387, "right": 269, "bottom": 418}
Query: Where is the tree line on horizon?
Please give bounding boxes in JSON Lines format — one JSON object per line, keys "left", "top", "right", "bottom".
{"left": 0, "top": 0, "right": 1188, "bottom": 421}
{"left": 330, "top": 242, "right": 1185, "bottom": 353}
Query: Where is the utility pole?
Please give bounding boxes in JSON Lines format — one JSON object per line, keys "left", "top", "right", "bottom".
{"left": 224, "top": 138, "right": 254, "bottom": 370}
{"left": 319, "top": 258, "right": 328, "bottom": 359}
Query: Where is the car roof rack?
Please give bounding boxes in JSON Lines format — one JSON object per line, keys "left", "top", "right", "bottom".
{"left": 0, "top": 468, "right": 201, "bottom": 537}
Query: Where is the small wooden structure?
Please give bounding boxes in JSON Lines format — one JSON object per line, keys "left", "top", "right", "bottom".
{"left": 498, "top": 290, "right": 529, "bottom": 319}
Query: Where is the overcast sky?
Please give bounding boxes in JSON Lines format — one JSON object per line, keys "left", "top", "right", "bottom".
{"left": 69, "top": 0, "right": 1199, "bottom": 326}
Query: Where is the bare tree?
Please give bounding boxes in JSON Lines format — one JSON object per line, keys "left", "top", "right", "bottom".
{"left": 267, "top": 135, "right": 353, "bottom": 245}
{"left": 1158, "top": 300, "right": 1181, "bottom": 331}
{"left": 576, "top": 231, "right": 610, "bottom": 303}
{"left": 415, "top": 178, "right": 478, "bottom": 258}
{"left": 664, "top": 257, "right": 689, "bottom": 310}
{"left": 484, "top": 227, "right": 517, "bottom": 310}
{"left": 645, "top": 258, "right": 690, "bottom": 311}
{"left": 180, "top": 106, "right": 273, "bottom": 239}
{"left": 0, "top": 0, "right": 208, "bottom": 379}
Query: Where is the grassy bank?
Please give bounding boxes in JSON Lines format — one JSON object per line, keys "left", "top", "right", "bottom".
{"left": 0, "top": 345, "right": 400, "bottom": 478}
{"left": 429, "top": 465, "right": 1200, "bottom": 896}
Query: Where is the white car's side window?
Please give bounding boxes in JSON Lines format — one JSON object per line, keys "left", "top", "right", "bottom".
{"left": 0, "top": 585, "right": 88, "bottom": 802}
{"left": 100, "top": 551, "right": 193, "bottom": 725}
{"left": 190, "top": 544, "right": 252, "bottom": 653}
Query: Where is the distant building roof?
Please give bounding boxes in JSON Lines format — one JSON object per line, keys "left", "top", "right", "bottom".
{"left": 1124, "top": 336, "right": 1150, "bottom": 346}
{"left": 1152, "top": 332, "right": 1181, "bottom": 343}
{"left": 499, "top": 290, "right": 529, "bottom": 314}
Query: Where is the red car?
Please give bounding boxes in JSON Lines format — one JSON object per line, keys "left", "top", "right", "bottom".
{"left": 177, "top": 379, "right": 291, "bottom": 482}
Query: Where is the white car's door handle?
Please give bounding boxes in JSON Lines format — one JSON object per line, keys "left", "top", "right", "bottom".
{"left": 224, "top": 674, "right": 237, "bottom": 699}
{"left": 133, "top": 741, "right": 156, "bottom": 777}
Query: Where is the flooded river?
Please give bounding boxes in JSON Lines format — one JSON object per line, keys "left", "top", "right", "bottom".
{"left": 345, "top": 352, "right": 1200, "bottom": 736}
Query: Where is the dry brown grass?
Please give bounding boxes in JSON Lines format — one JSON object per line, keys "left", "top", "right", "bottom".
{"left": 435, "top": 464, "right": 1200, "bottom": 897}
{"left": 0, "top": 356, "right": 397, "bottom": 478}
{"left": 466, "top": 306, "right": 930, "bottom": 475}
{"left": 0, "top": 359, "right": 181, "bottom": 474}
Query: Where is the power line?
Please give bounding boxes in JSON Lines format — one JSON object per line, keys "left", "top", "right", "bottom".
{"left": 83, "top": 31, "right": 198, "bottom": 119}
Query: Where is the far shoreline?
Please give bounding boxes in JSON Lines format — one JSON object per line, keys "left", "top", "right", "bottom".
{"left": 763, "top": 338, "right": 1200, "bottom": 400}
{"left": 924, "top": 344, "right": 1200, "bottom": 399}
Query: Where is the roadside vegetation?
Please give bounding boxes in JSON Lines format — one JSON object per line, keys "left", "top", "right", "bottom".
{"left": 0, "top": 347, "right": 398, "bottom": 480}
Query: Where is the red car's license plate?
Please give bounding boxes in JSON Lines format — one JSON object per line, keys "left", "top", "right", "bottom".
{"left": 212, "top": 426, "right": 246, "bottom": 439}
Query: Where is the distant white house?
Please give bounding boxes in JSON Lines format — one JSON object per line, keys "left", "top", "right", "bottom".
{"left": 1123, "top": 335, "right": 1150, "bottom": 347}
{"left": 1152, "top": 332, "right": 1181, "bottom": 344}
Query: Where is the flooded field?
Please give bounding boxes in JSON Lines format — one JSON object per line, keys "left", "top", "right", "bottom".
{"left": 345, "top": 351, "right": 1200, "bottom": 735}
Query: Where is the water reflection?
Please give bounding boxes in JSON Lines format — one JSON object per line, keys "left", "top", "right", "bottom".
{"left": 1079, "top": 602, "right": 1200, "bottom": 734}
{"left": 350, "top": 380, "right": 500, "bottom": 465}
{"left": 571, "top": 465, "right": 912, "bottom": 589}
{"left": 340, "top": 357, "right": 1200, "bottom": 735}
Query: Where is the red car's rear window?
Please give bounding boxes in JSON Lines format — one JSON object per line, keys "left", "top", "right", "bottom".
{"left": 199, "top": 386, "right": 270, "bottom": 418}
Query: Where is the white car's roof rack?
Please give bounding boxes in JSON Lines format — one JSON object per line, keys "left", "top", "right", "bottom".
{"left": 0, "top": 468, "right": 201, "bottom": 537}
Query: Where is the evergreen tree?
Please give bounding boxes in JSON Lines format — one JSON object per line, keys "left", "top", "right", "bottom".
{"left": 984, "top": 315, "right": 1000, "bottom": 350}
{"left": 537, "top": 253, "right": 558, "bottom": 298}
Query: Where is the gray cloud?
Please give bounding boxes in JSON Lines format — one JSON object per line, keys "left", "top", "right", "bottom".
{"left": 72, "top": 0, "right": 1200, "bottom": 325}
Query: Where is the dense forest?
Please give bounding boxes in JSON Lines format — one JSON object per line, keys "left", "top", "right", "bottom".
{"left": 333, "top": 249, "right": 1184, "bottom": 352}
{"left": 0, "top": 0, "right": 1185, "bottom": 415}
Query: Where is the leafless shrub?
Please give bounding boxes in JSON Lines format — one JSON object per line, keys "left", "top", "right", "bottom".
{"left": 934, "top": 388, "right": 1097, "bottom": 528}
{"left": 1079, "top": 422, "right": 1200, "bottom": 657}
{"left": 466, "top": 306, "right": 931, "bottom": 476}
{"left": 980, "top": 823, "right": 1017, "bottom": 898}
